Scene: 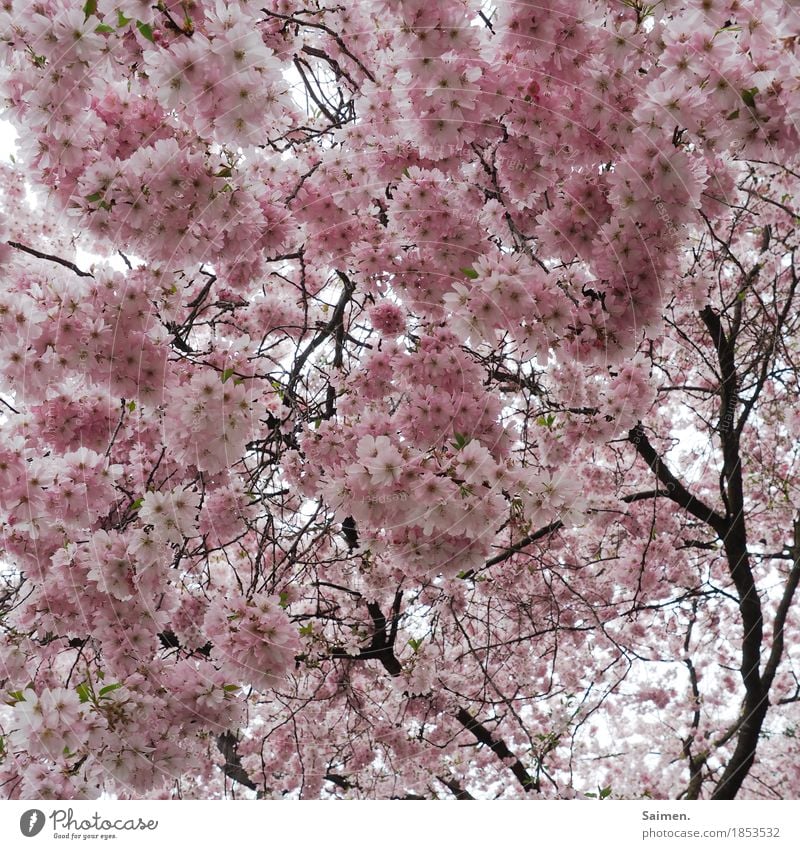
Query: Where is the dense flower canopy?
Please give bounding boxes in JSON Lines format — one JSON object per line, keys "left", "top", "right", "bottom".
{"left": 1, "top": 0, "right": 800, "bottom": 800}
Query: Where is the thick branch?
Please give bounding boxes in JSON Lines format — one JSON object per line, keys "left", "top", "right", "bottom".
{"left": 330, "top": 594, "right": 403, "bottom": 676}
{"left": 697, "top": 308, "right": 765, "bottom": 800}
{"left": 621, "top": 489, "right": 671, "bottom": 504}
{"left": 699, "top": 306, "right": 743, "bottom": 510}
{"left": 455, "top": 708, "right": 538, "bottom": 794}
{"left": 437, "top": 775, "right": 475, "bottom": 800}
{"left": 325, "top": 773, "right": 353, "bottom": 790}
{"left": 361, "top": 596, "right": 403, "bottom": 676}
{"left": 627, "top": 424, "right": 727, "bottom": 533}
{"left": 286, "top": 273, "right": 354, "bottom": 402}
{"left": 216, "top": 731, "right": 257, "bottom": 792}
{"left": 628, "top": 415, "right": 765, "bottom": 799}
{"left": 761, "top": 517, "right": 800, "bottom": 693}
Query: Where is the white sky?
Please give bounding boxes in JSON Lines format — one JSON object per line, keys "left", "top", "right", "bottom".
{"left": 0, "top": 118, "right": 16, "bottom": 160}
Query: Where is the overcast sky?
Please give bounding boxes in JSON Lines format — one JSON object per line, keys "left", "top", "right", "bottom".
{"left": 0, "top": 119, "right": 17, "bottom": 161}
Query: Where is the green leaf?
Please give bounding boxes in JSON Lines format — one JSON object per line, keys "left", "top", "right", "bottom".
{"left": 741, "top": 87, "right": 758, "bottom": 109}
{"left": 408, "top": 637, "right": 423, "bottom": 653}
{"left": 6, "top": 690, "right": 25, "bottom": 705}
{"left": 452, "top": 432, "right": 470, "bottom": 450}
{"left": 131, "top": 497, "right": 144, "bottom": 510}
{"left": 460, "top": 266, "right": 479, "bottom": 279}
{"left": 725, "top": 109, "right": 740, "bottom": 121}
{"left": 222, "top": 684, "right": 239, "bottom": 693}
{"left": 98, "top": 683, "right": 122, "bottom": 698}
{"left": 215, "top": 166, "right": 233, "bottom": 178}
{"left": 83, "top": 0, "right": 98, "bottom": 18}
{"left": 76, "top": 683, "right": 92, "bottom": 704}
{"left": 95, "top": 23, "right": 115, "bottom": 34}
{"left": 136, "top": 20, "right": 155, "bottom": 42}
{"left": 116, "top": 9, "right": 132, "bottom": 27}
{"left": 299, "top": 623, "right": 314, "bottom": 637}
{"left": 85, "top": 192, "right": 103, "bottom": 203}
{"left": 221, "top": 368, "right": 235, "bottom": 383}
{"left": 401, "top": 167, "right": 411, "bottom": 179}
{"left": 127, "top": 400, "right": 136, "bottom": 412}
{"left": 599, "top": 785, "right": 613, "bottom": 799}
{"left": 278, "top": 591, "right": 289, "bottom": 609}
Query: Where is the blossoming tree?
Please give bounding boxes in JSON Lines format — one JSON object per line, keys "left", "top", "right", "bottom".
{"left": 1, "top": 0, "right": 800, "bottom": 799}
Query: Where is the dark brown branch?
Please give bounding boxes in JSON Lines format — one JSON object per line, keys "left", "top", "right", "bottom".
{"left": 478, "top": 10, "right": 495, "bottom": 32}
{"left": 761, "top": 517, "right": 800, "bottom": 693}
{"left": 286, "top": 273, "right": 354, "bottom": 402}
{"left": 325, "top": 772, "right": 352, "bottom": 790}
{"left": 329, "top": 594, "right": 404, "bottom": 676}
{"left": 0, "top": 396, "right": 20, "bottom": 415}
{"left": 362, "top": 596, "right": 403, "bottom": 676}
{"left": 217, "top": 731, "right": 257, "bottom": 792}
{"left": 301, "top": 44, "right": 359, "bottom": 88}
{"left": 8, "top": 241, "right": 93, "bottom": 277}
{"left": 482, "top": 521, "right": 564, "bottom": 571}
{"left": 293, "top": 55, "right": 340, "bottom": 125}
{"left": 455, "top": 708, "right": 538, "bottom": 794}
{"left": 696, "top": 308, "right": 765, "bottom": 800}
{"left": 627, "top": 424, "right": 727, "bottom": 534}
{"left": 437, "top": 775, "right": 475, "bottom": 800}
{"left": 621, "top": 489, "right": 670, "bottom": 504}
{"left": 261, "top": 8, "right": 376, "bottom": 83}
{"left": 681, "top": 602, "right": 707, "bottom": 800}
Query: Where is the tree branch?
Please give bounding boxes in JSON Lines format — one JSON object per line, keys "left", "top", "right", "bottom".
{"left": 286, "top": 273, "right": 354, "bottom": 403}
{"left": 627, "top": 424, "right": 727, "bottom": 533}
{"left": 8, "top": 241, "right": 93, "bottom": 277}
{"left": 761, "top": 516, "right": 800, "bottom": 693}
{"left": 455, "top": 708, "right": 538, "bottom": 794}
{"left": 696, "top": 307, "right": 766, "bottom": 800}
{"left": 216, "top": 731, "right": 257, "bottom": 792}
{"left": 437, "top": 775, "right": 475, "bottom": 800}
{"left": 329, "top": 593, "right": 404, "bottom": 676}
{"left": 480, "top": 520, "right": 564, "bottom": 572}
